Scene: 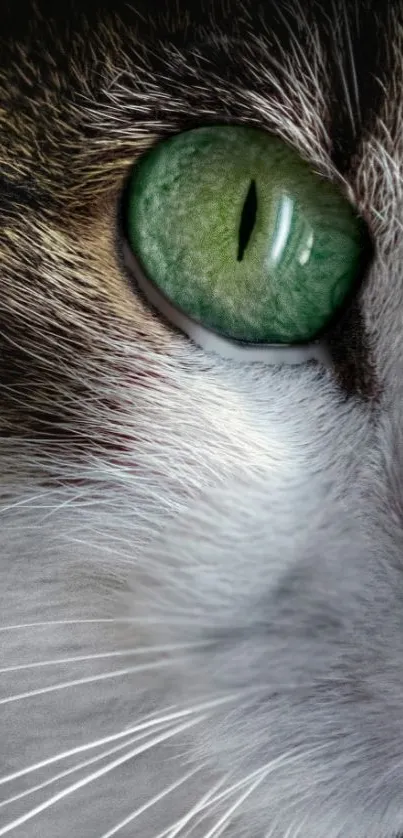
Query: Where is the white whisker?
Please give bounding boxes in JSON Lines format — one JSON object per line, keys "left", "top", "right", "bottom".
{"left": 0, "top": 716, "right": 206, "bottom": 836}
{"left": 0, "top": 620, "right": 123, "bottom": 632}
{"left": 201, "top": 767, "right": 270, "bottom": 838}
{"left": 0, "top": 659, "right": 177, "bottom": 706}
{"left": 98, "top": 765, "right": 207, "bottom": 838}
{"left": 0, "top": 698, "right": 237, "bottom": 785}
{"left": 159, "top": 775, "right": 230, "bottom": 838}
{"left": 160, "top": 764, "right": 274, "bottom": 838}
{"left": 0, "top": 720, "right": 176, "bottom": 810}
{"left": 176, "top": 768, "right": 280, "bottom": 838}
{"left": 0, "top": 641, "right": 208, "bottom": 674}
{"left": 201, "top": 744, "right": 328, "bottom": 838}
{"left": 193, "top": 765, "right": 273, "bottom": 812}
{"left": 0, "top": 617, "right": 201, "bottom": 632}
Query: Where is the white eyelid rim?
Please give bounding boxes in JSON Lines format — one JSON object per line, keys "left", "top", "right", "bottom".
{"left": 122, "top": 242, "right": 333, "bottom": 369}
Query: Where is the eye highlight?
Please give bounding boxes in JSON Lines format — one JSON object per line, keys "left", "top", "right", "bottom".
{"left": 123, "top": 125, "right": 370, "bottom": 349}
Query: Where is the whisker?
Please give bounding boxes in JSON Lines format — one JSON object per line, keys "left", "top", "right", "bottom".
{"left": 168, "top": 804, "right": 223, "bottom": 838}
{"left": 0, "top": 716, "right": 207, "bottom": 836}
{"left": 98, "top": 765, "right": 207, "bottom": 838}
{"left": 264, "top": 821, "right": 280, "bottom": 838}
{"left": 0, "top": 720, "right": 177, "bottom": 810}
{"left": 192, "top": 765, "right": 273, "bottom": 812}
{"left": 0, "top": 617, "right": 200, "bottom": 632}
{"left": 201, "top": 744, "right": 329, "bottom": 838}
{"left": 0, "top": 641, "right": 208, "bottom": 674}
{"left": 179, "top": 801, "right": 227, "bottom": 838}
{"left": 156, "top": 768, "right": 273, "bottom": 838}
{"left": 0, "top": 660, "right": 178, "bottom": 706}
{"left": 166, "top": 774, "right": 229, "bottom": 838}
{"left": 0, "top": 697, "right": 237, "bottom": 785}
{"left": 174, "top": 791, "right": 239, "bottom": 838}
{"left": 157, "top": 775, "right": 230, "bottom": 838}
{"left": 201, "top": 767, "right": 270, "bottom": 838}
{"left": 181, "top": 767, "right": 285, "bottom": 838}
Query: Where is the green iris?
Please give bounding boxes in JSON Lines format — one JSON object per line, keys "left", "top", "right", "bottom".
{"left": 125, "top": 126, "right": 370, "bottom": 344}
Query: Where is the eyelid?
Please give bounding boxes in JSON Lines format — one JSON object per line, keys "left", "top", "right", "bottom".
{"left": 123, "top": 242, "right": 333, "bottom": 368}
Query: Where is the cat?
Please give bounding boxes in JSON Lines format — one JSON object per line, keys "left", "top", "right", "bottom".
{"left": 0, "top": 0, "right": 402, "bottom": 836}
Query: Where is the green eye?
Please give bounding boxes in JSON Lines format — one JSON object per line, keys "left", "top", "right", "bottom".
{"left": 124, "top": 126, "right": 370, "bottom": 346}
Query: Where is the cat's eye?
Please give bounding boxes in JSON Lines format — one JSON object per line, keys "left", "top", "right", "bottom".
{"left": 123, "top": 126, "right": 371, "bottom": 364}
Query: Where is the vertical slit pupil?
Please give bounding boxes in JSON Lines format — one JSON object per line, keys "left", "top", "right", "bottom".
{"left": 237, "top": 179, "right": 257, "bottom": 262}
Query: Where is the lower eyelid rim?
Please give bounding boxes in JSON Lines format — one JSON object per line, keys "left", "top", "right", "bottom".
{"left": 122, "top": 242, "right": 334, "bottom": 369}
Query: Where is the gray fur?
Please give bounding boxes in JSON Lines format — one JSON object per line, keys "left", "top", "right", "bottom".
{"left": 0, "top": 2, "right": 403, "bottom": 836}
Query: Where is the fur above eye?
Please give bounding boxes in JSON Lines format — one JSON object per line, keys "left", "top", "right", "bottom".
{"left": 123, "top": 125, "right": 371, "bottom": 346}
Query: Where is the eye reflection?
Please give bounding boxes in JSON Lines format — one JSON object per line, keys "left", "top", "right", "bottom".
{"left": 269, "top": 193, "right": 294, "bottom": 267}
